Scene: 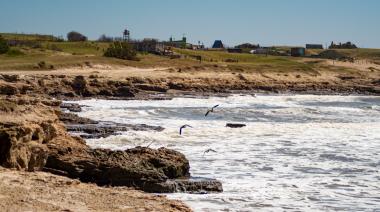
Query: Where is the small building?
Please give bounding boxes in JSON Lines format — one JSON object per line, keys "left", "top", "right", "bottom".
{"left": 212, "top": 40, "right": 224, "bottom": 49}
{"left": 290, "top": 47, "right": 306, "bottom": 57}
{"left": 227, "top": 48, "right": 243, "bottom": 53}
{"left": 306, "top": 44, "right": 323, "bottom": 49}
{"left": 164, "top": 36, "right": 191, "bottom": 49}
{"left": 250, "top": 48, "right": 269, "bottom": 54}
{"left": 130, "top": 39, "right": 168, "bottom": 55}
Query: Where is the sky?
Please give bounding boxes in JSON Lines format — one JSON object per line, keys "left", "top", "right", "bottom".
{"left": 0, "top": 0, "right": 379, "bottom": 48}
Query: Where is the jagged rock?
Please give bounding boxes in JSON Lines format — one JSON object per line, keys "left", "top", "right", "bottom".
{"left": 1, "top": 97, "right": 223, "bottom": 194}
{"left": 59, "top": 111, "right": 164, "bottom": 139}
{"left": 0, "top": 74, "right": 19, "bottom": 82}
{"left": 59, "top": 112, "right": 98, "bottom": 125}
{"left": 71, "top": 76, "right": 87, "bottom": 93}
{"left": 65, "top": 122, "right": 164, "bottom": 139}
{"left": 144, "top": 178, "right": 223, "bottom": 193}
{"left": 45, "top": 147, "right": 190, "bottom": 190}
{"left": 0, "top": 124, "right": 49, "bottom": 171}
{"left": 136, "top": 84, "right": 168, "bottom": 92}
{"left": 116, "top": 86, "right": 135, "bottom": 97}
{"left": 60, "top": 103, "right": 82, "bottom": 112}
{"left": 0, "top": 84, "right": 19, "bottom": 95}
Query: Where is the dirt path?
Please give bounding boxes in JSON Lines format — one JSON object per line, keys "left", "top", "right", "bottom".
{"left": 0, "top": 168, "right": 191, "bottom": 212}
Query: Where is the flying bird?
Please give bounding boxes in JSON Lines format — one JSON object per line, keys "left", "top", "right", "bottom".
{"left": 203, "top": 148, "right": 217, "bottom": 156}
{"left": 205, "top": 104, "right": 220, "bottom": 117}
{"left": 179, "top": 124, "right": 192, "bottom": 135}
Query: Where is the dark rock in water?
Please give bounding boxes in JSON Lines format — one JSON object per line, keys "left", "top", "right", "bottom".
{"left": 60, "top": 103, "right": 82, "bottom": 112}
{"left": 45, "top": 147, "right": 191, "bottom": 191}
{"left": 226, "top": 123, "right": 246, "bottom": 128}
{"left": 60, "top": 112, "right": 164, "bottom": 139}
{"left": 59, "top": 112, "right": 98, "bottom": 125}
{"left": 45, "top": 146, "right": 222, "bottom": 193}
{"left": 65, "top": 122, "right": 164, "bottom": 139}
{"left": 144, "top": 177, "right": 223, "bottom": 193}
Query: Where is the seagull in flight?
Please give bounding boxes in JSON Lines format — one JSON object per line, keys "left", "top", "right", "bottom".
{"left": 203, "top": 148, "right": 217, "bottom": 156}
{"left": 179, "top": 124, "right": 192, "bottom": 135}
{"left": 205, "top": 104, "right": 219, "bottom": 117}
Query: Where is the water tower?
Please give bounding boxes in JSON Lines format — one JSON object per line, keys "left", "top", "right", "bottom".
{"left": 123, "top": 28, "right": 130, "bottom": 41}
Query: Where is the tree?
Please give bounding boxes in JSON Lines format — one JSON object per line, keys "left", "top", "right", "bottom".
{"left": 67, "top": 31, "right": 87, "bottom": 42}
{"left": 104, "top": 41, "right": 138, "bottom": 60}
{"left": 0, "top": 35, "right": 10, "bottom": 54}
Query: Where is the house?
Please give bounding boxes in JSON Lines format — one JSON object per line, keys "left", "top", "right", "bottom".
{"left": 212, "top": 40, "right": 224, "bottom": 49}
{"left": 329, "top": 41, "right": 357, "bottom": 49}
{"left": 306, "top": 44, "right": 323, "bottom": 49}
{"left": 130, "top": 39, "right": 169, "bottom": 55}
{"left": 290, "top": 47, "right": 306, "bottom": 57}
{"left": 164, "top": 36, "right": 191, "bottom": 49}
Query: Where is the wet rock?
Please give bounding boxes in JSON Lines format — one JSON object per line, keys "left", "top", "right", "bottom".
{"left": 60, "top": 103, "right": 82, "bottom": 112}
{"left": 144, "top": 177, "right": 223, "bottom": 193}
{"left": 65, "top": 122, "right": 164, "bottom": 139}
{"left": 59, "top": 112, "right": 98, "bottom": 125}
{"left": 45, "top": 147, "right": 190, "bottom": 190}
{"left": 59, "top": 111, "right": 164, "bottom": 139}
{"left": 226, "top": 123, "right": 246, "bottom": 128}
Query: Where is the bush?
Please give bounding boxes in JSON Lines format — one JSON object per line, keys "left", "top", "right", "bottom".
{"left": 104, "top": 42, "right": 138, "bottom": 60}
{"left": 0, "top": 36, "right": 10, "bottom": 54}
{"left": 6, "top": 48, "right": 24, "bottom": 56}
{"left": 67, "top": 31, "right": 87, "bottom": 42}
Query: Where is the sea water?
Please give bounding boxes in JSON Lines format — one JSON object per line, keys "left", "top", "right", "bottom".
{"left": 69, "top": 95, "right": 380, "bottom": 211}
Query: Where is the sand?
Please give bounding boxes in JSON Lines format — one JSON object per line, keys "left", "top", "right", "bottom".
{"left": 0, "top": 167, "right": 191, "bottom": 212}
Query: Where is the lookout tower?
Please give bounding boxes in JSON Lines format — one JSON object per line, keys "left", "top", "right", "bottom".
{"left": 123, "top": 28, "right": 130, "bottom": 41}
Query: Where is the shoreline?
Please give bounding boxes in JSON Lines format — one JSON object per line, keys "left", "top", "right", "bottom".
{"left": 0, "top": 65, "right": 379, "bottom": 211}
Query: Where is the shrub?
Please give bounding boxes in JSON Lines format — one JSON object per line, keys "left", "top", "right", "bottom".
{"left": 0, "top": 36, "right": 10, "bottom": 54}
{"left": 6, "top": 48, "right": 24, "bottom": 56}
{"left": 104, "top": 42, "right": 138, "bottom": 60}
{"left": 67, "top": 31, "right": 87, "bottom": 42}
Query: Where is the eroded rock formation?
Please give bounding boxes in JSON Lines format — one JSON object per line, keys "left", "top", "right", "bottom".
{"left": 0, "top": 97, "right": 222, "bottom": 193}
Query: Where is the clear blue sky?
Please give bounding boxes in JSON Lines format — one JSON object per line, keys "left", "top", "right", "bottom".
{"left": 1, "top": 0, "right": 379, "bottom": 48}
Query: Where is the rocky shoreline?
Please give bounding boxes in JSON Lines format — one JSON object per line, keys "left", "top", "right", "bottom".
{"left": 0, "top": 96, "right": 223, "bottom": 193}
{"left": 0, "top": 68, "right": 379, "bottom": 211}
{"left": 0, "top": 72, "right": 379, "bottom": 101}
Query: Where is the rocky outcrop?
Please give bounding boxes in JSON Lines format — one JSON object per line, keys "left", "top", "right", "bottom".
{"left": 45, "top": 147, "right": 190, "bottom": 189}
{"left": 59, "top": 112, "right": 164, "bottom": 139}
{"left": 145, "top": 178, "right": 223, "bottom": 193}
{"left": 0, "top": 97, "right": 74, "bottom": 171}
{"left": 0, "top": 97, "right": 223, "bottom": 193}
{"left": 0, "top": 123, "right": 49, "bottom": 171}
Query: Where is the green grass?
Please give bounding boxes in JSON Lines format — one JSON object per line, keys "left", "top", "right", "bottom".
{"left": 0, "top": 33, "right": 60, "bottom": 41}
{"left": 1, "top": 32, "right": 379, "bottom": 73}
{"left": 42, "top": 42, "right": 110, "bottom": 56}
{"left": 174, "top": 48, "right": 317, "bottom": 73}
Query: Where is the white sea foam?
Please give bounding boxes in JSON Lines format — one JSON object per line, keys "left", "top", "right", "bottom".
{"left": 69, "top": 95, "right": 380, "bottom": 211}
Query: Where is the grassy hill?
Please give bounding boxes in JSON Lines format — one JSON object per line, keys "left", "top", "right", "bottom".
{"left": 1, "top": 33, "right": 379, "bottom": 72}
{"left": 0, "top": 33, "right": 61, "bottom": 41}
